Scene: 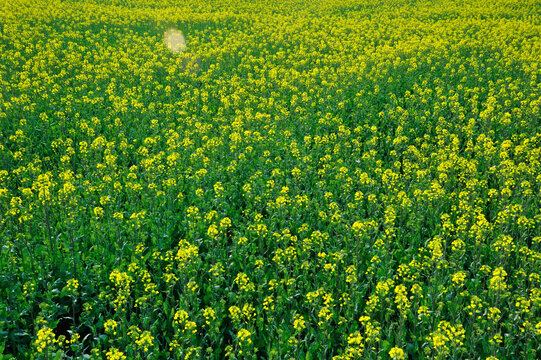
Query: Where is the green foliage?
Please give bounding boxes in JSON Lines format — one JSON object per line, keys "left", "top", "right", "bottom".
{"left": 0, "top": 0, "right": 540, "bottom": 359}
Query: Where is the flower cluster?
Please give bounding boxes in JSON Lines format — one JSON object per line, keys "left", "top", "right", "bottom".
{"left": 2, "top": 0, "right": 540, "bottom": 359}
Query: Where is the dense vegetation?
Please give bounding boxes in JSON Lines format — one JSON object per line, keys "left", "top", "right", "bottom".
{"left": 1, "top": 0, "right": 540, "bottom": 359}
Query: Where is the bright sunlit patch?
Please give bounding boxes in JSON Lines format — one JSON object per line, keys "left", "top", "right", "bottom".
{"left": 164, "top": 28, "right": 186, "bottom": 53}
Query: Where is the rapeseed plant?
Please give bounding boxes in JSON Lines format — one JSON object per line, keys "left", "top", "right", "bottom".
{"left": 1, "top": 0, "right": 540, "bottom": 358}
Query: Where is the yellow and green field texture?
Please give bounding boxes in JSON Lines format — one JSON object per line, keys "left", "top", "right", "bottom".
{"left": 1, "top": 0, "right": 540, "bottom": 359}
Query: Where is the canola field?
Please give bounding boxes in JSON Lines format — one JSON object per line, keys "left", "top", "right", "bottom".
{"left": 1, "top": 0, "right": 541, "bottom": 359}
